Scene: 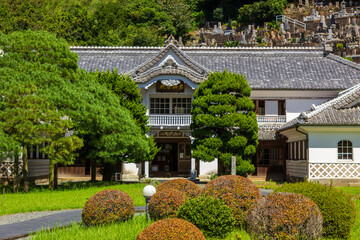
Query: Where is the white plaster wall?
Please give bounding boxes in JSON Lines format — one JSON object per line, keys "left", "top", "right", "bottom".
{"left": 286, "top": 99, "right": 329, "bottom": 121}
{"left": 199, "top": 159, "right": 218, "bottom": 176}
{"left": 123, "top": 162, "right": 140, "bottom": 175}
{"left": 308, "top": 130, "right": 360, "bottom": 163}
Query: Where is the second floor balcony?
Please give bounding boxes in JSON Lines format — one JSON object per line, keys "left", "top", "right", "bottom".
{"left": 148, "top": 114, "right": 286, "bottom": 127}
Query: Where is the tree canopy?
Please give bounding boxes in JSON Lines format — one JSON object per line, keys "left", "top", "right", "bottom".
{"left": 0, "top": 0, "right": 291, "bottom": 46}
{"left": 0, "top": 30, "right": 153, "bottom": 187}
{"left": 190, "top": 70, "right": 258, "bottom": 175}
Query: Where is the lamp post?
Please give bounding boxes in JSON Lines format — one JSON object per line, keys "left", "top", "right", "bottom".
{"left": 142, "top": 185, "right": 156, "bottom": 220}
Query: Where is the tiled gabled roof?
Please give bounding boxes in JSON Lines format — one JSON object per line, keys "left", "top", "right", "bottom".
{"left": 279, "top": 83, "right": 360, "bottom": 130}
{"left": 72, "top": 45, "right": 360, "bottom": 90}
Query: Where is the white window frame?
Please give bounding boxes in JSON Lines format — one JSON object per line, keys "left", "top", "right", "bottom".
{"left": 338, "top": 140, "right": 353, "bottom": 161}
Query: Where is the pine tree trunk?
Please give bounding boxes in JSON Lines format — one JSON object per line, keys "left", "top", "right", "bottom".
{"left": 54, "top": 163, "right": 58, "bottom": 189}
{"left": 91, "top": 159, "right": 96, "bottom": 182}
{"left": 49, "top": 158, "right": 54, "bottom": 190}
{"left": 22, "top": 145, "right": 29, "bottom": 193}
{"left": 13, "top": 152, "right": 19, "bottom": 193}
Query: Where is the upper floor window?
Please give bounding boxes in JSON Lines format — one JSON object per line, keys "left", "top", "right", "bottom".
{"left": 150, "top": 97, "right": 191, "bottom": 114}
{"left": 338, "top": 140, "right": 353, "bottom": 160}
{"left": 253, "top": 100, "right": 285, "bottom": 115}
{"left": 150, "top": 98, "right": 170, "bottom": 114}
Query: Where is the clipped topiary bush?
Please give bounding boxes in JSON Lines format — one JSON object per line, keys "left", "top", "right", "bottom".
{"left": 81, "top": 189, "right": 134, "bottom": 226}
{"left": 156, "top": 179, "right": 201, "bottom": 198}
{"left": 177, "top": 196, "right": 235, "bottom": 237}
{"left": 137, "top": 218, "right": 206, "bottom": 240}
{"left": 275, "top": 182, "right": 356, "bottom": 239}
{"left": 202, "top": 175, "right": 262, "bottom": 226}
{"left": 246, "top": 192, "right": 323, "bottom": 240}
{"left": 148, "top": 188, "right": 187, "bottom": 220}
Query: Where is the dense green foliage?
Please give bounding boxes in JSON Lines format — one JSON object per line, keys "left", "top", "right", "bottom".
{"left": 0, "top": 30, "right": 153, "bottom": 187}
{"left": 202, "top": 175, "right": 263, "bottom": 226}
{"left": 276, "top": 182, "right": 356, "bottom": 239}
{"left": 156, "top": 179, "right": 201, "bottom": 198}
{"left": 246, "top": 192, "right": 323, "bottom": 240}
{"left": 0, "top": 0, "right": 290, "bottom": 46}
{"left": 82, "top": 189, "right": 135, "bottom": 226}
{"left": 238, "top": 0, "right": 288, "bottom": 26}
{"left": 93, "top": 70, "right": 159, "bottom": 180}
{"left": 137, "top": 218, "right": 206, "bottom": 240}
{"left": 148, "top": 188, "right": 187, "bottom": 220}
{"left": 191, "top": 71, "right": 258, "bottom": 175}
{"left": 177, "top": 196, "right": 235, "bottom": 237}
{"left": 0, "top": 0, "right": 194, "bottom": 46}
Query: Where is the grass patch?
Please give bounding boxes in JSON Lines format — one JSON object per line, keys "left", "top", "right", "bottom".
{"left": 254, "top": 181, "right": 280, "bottom": 190}
{"left": 0, "top": 182, "right": 146, "bottom": 216}
{"left": 31, "top": 215, "right": 152, "bottom": 240}
{"left": 336, "top": 186, "right": 360, "bottom": 197}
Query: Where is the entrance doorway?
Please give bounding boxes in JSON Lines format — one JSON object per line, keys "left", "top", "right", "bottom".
{"left": 150, "top": 138, "right": 193, "bottom": 177}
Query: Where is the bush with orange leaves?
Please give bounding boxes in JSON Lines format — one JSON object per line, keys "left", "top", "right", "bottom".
{"left": 148, "top": 188, "right": 187, "bottom": 220}
{"left": 246, "top": 192, "right": 323, "bottom": 240}
{"left": 156, "top": 179, "right": 201, "bottom": 198}
{"left": 136, "top": 218, "right": 205, "bottom": 240}
{"left": 81, "top": 189, "right": 135, "bottom": 226}
{"left": 202, "top": 175, "right": 262, "bottom": 226}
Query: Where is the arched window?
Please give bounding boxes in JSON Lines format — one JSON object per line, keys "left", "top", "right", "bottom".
{"left": 338, "top": 140, "right": 353, "bottom": 160}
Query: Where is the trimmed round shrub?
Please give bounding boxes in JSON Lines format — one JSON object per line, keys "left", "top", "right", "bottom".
{"left": 148, "top": 188, "right": 187, "bottom": 220}
{"left": 156, "top": 179, "right": 201, "bottom": 198}
{"left": 82, "top": 189, "right": 134, "bottom": 226}
{"left": 137, "top": 218, "right": 206, "bottom": 240}
{"left": 202, "top": 175, "right": 262, "bottom": 226}
{"left": 177, "top": 196, "right": 235, "bottom": 237}
{"left": 246, "top": 192, "right": 323, "bottom": 240}
{"left": 275, "top": 182, "right": 356, "bottom": 239}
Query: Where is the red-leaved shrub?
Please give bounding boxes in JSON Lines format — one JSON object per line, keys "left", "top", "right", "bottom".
{"left": 136, "top": 218, "right": 206, "bottom": 240}
{"left": 246, "top": 192, "right": 323, "bottom": 240}
{"left": 202, "top": 175, "right": 262, "bottom": 226}
{"left": 81, "top": 189, "right": 134, "bottom": 226}
{"left": 148, "top": 188, "right": 187, "bottom": 220}
{"left": 156, "top": 179, "right": 201, "bottom": 198}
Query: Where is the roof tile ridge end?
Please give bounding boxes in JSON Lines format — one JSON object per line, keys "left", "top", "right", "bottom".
{"left": 327, "top": 53, "right": 360, "bottom": 70}
{"left": 304, "top": 83, "right": 360, "bottom": 119}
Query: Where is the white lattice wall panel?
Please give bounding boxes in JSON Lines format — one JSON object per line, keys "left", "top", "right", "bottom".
{"left": 0, "top": 160, "right": 23, "bottom": 178}
{"left": 309, "top": 163, "right": 360, "bottom": 179}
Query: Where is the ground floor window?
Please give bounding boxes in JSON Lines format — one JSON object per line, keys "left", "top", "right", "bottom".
{"left": 258, "top": 148, "right": 279, "bottom": 165}
{"left": 338, "top": 140, "right": 353, "bottom": 160}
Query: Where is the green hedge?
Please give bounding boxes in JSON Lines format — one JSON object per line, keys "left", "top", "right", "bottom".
{"left": 275, "top": 182, "right": 356, "bottom": 239}
{"left": 177, "top": 196, "right": 235, "bottom": 237}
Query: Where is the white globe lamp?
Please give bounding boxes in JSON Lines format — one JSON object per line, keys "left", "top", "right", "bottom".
{"left": 143, "top": 185, "right": 156, "bottom": 219}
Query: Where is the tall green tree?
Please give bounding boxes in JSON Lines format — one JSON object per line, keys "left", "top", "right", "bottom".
{"left": 238, "top": 0, "right": 287, "bottom": 26}
{"left": 0, "top": 30, "right": 152, "bottom": 186}
{"left": 190, "top": 70, "right": 258, "bottom": 175}
{"left": 93, "top": 70, "right": 159, "bottom": 180}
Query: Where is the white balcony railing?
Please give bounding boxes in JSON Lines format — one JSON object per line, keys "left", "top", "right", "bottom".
{"left": 257, "top": 115, "right": 286, "bottom": 123}
{"left": 148, "top": 115, "right": 192, "bottom": 126}
{"left": 148, "top": 114, "right": 286, "bottom": 126}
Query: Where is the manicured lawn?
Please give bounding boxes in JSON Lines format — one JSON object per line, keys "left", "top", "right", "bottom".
{"left": 0, "top": 183, "right": 146, "bottom": 216}
{"left": 32, "top": 215, "right": 151, "bottom": 240}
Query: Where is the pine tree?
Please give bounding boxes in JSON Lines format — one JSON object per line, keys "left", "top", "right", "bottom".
{"left": 190, "top": 70, "right": 258, "bottom": 175}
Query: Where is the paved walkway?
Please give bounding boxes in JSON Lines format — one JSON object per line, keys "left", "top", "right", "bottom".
{"left": 0, "top": 190, "right": 271, "bottom": 240}
{"left": 0, "top": 207, "right": 145, "bottom": 240}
